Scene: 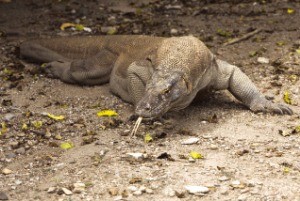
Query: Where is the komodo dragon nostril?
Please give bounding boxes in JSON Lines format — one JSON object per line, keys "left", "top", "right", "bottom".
{"left": 145, "top": 103, "right": 151, "bottom": 111}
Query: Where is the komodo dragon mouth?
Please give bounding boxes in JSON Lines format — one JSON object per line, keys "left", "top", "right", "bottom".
{"left": 135, "top": 71, "right": 190, "bottom": 119}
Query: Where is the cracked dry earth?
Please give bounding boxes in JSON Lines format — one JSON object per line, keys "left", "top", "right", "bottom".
{"left": 0, "top": 0, "right": 300, "bottom": 201}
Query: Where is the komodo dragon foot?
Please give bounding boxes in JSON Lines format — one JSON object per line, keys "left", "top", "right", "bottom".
{"left": 249, "top": 96, "right": 293, "bottom": 115}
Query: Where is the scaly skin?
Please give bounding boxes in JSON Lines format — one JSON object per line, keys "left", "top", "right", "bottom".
{"left": 20, "top": 35, "right": 293, "bottom": 118}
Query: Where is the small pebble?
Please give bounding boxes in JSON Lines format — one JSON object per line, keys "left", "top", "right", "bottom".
{"left": 170, "top": 28, "right": 178, "bottom": 34}
{"left": 47, "top": 187, "right": 56, "bottom": 193}
{"left": 2, "top": 168, "right": 12, "bottom": 175}
{"left": 15, "top": 147, "right": 25, "bottom": 155}
{"left": 126, "top": 153, "right": 144, "bottom": 159}
{"left": 127, "top": 186, "right": 138, "bottom": 192}
{"left": 257, "top": 57, "right": 269, "bottom": 64}
{"left": 73, "top": 182, "right": 85, "bottom": 193}
{"left": 220, "top": 186, "right": 229, "bottom": 195}
{"left": 238, "top": 194, "right": 248, "bottom": 201}
{"left": 219, "top": 176, "right": 230, "bottom": 182}
{"left": 210, "top": 144, "right": 218, "bottom": 150}
{"left": 133, "top": 190, "right": 142, "bottom": 196}
{"left": 4, "top": 113, "right": 15, "bottom": 121}
{"left": 145, "top": 188, "right": 153, "bottom": 194}
{"left": 61, "top": 187, "right": 72, "bottom": 195}
{"left": 181, "top": 137, "right": 200, "bottom": 145}
{"left": 185, "top": 185, "right": 209, "bottom": 194}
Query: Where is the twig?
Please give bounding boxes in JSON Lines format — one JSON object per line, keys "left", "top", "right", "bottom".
{"left": 130, "top": 117, "right": 143, "bottom": 137}
{"left": 222, "top": 29, "right": 262, "bottom": 46}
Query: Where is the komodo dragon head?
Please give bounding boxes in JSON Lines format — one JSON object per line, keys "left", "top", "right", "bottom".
{"left": 135, "top": 69, "right": 191, "bottom": 118}
{"left": 135, "top": 36, "right": 212, "bottom": 119}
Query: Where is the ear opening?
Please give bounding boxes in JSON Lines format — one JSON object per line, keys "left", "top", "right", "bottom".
{"left": 182, "top": 75, "right": 192, "bottom": 93}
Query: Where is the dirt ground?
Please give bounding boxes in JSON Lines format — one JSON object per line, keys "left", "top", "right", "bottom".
{"left": 0, "top": 0, "right": 300, "bottom": 200}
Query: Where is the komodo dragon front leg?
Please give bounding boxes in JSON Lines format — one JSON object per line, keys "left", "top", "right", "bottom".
{"left": 213, "top": 59, "right": 293, "bottom": 114}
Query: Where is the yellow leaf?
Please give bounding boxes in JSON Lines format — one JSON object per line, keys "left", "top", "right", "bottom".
{"left": 295, "top": 126, "right": 300, "bottom": 133}
{"left": 276, "top": 41, "right": 285, "bottom": 47}
{"left": 144, "top": 133, "right": 153, "bottom": 143}
{"left": 75, "top": 24, "right": 84, "bottom": 31}
{"left": 21, "top": 123, "right": 28, "bottom": 130}
{"left": 60, "top": 142, "right": 74, "bottom": 150}
{"left": 47, "top": 113, "right": 65, "bottom": 121}
{"left": 3, "top": 68, "right": 13, "bottom": 75}
{"left": 287, "top": 8, "right": 295, "bottom": 14}
{"left": 1, "top": 122, "right": 7, "bottom": 133}
{"left": 60, "top": 22, "right": 76, "bottom": 30}
{"left": 296, "top": 49, "right": 300, "bottom": 54}
{"left": 189, "top": 151, "right": 203, "bottom": 159}
{"left": 283, "top": 91, "right": 292, "bottom": 105}
{"left": 32, "top": 121, "right": 43, "bottom": 129}
{"left": 283, "top": 167, "right": 290, "bottom": 173}
{"left": 97, "top": 110, "right": 118, "bottom": 117}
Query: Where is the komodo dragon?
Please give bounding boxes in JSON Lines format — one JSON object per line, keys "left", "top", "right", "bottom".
{"left": 20, "top": 35, "right": 293, "bottom": 118}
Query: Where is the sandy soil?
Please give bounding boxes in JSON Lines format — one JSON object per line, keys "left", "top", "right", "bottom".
{"left": 0, "top": 0, "right": 299, "bottom": 201}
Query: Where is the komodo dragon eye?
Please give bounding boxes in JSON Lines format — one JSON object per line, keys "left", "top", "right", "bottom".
{"left": 162, "top": 88, "right": 171, "bottom": 94}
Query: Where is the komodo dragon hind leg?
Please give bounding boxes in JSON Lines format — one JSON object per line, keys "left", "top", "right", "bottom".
{"left": 214, "top": 59, "right": 293, "bottom": 115}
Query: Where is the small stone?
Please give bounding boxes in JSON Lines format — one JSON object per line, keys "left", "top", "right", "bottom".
{"left": 108, "top": 187, "right": 119, "bottom": 196}
{"left": 2, "top": 168, "right": 12, "bottom": 175}
{"left": 5, "top": 152, "right": 16, "bottom": 159}
{"left": 175, "top": 190, "right": 186, "bottom": 198}
{"left": 163, "top": 187, "right": 176, "bottom": 197}
{"left": 170, "top": 28, "right": 178, "bottom": 34}
{"left": 15, "top": 180, "right": 22, "bottom": 185}
{"left": 126, "top": 152, "right": 144, "bottom": 159}
{"left": 231, "top": 180, "right": 241, "bottom": 186}
{"left": 9, "top": 141, "right": 19, "bottom": 149}
{"left": 47, "top": 187, "right": 56, "bottom": 193}
{"left": 0, "top": 192, "right": 8, "bottom": 200}
{"left": 257, "top": 57, "right": 269, "bottom": 64}
{"left": 61, "top": 187, "right": 72, "bottom": 195}
{"left": 15, "top": 147, "right": 25, "bottom": 155}
{"left": 73, "top": 182, "right": 85, "bottom": 194}
{"left": 220, "top": 186, "right": 229, "bottom": 195}
{"left": 4, "top": 113, "right": 15, "bottom": 121}
{"left": 185, "top": 185, "right": 209, "bottom": 194}
{"left": 238, "top": 194, "right": 248, "bottom": 201}
{"left": 145, "top": 188, "right": 153, "bottom": 194}
{"left": 139, "top": 186, "right": 146, "bottom": 192}
{"left": 133, "top": 190, "right": 142, "bottom": 196}
{"left": 219, "top": 176, "right": 230, "bottom": 182}
{"left": 120, "top": 129, "right": 130, "bottom": 136}
{"left": 210, "top": 144, "right": 218, "bottom": 150}
{"left": 127, "top": 186, "right": 138, "bottom": 192}
{"left": 181, "top": 137, "right": 200, "bottom": 145}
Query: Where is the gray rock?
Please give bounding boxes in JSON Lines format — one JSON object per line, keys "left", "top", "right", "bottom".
{"left": 3, "top": 113, "right": 15, "bottom": 121}
{"left": 15, "top": 147, "right": 25, "bottom": 155}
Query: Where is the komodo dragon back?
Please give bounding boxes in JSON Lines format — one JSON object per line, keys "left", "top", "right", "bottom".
{"left": 20, "top": 35, "right": 293, "bottom": 118}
